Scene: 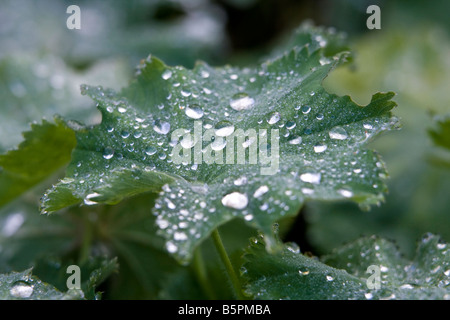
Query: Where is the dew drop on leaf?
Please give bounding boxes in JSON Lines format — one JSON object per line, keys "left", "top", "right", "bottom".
{"left": 229, "top": 93, "right": 255, "bottom": 111}
{"left": 185, "top": 104, "right": 204, "bottom": 119}
{"left": 300, "top": 173, "right": 321, "bottom": 184}
{"left": 214, "top": 120, "right": 235, "bottom": 137}
{"left": 162, "top": 70, "right": 172, "bottom": 80}
{"left": 267, "top": 112, "right": 281, "bottom": 125}
{"left": 221, "top": 192, "right": 248, "bottom": 210}
{"left": 153, "top": 120, "right": 171, "bottom": 135}
{"left": 329, "top": 127, "right": 348, "bottom": 140}
{"left": 10, "top": 282, "right": 33, "bottom": 298}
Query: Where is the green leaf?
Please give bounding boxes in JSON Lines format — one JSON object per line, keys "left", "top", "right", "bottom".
{"left": 0, "top": 118, "right": 76, "bottom": 207}
{"left": 0, "top": 268, "right": 83, "bottom": 300}
{"left": 41, "top": 25, "right": 397, "bottom": 263}
{"left": 242, "top": 234, "right": 450, "bottom": 300}
{"left": 429, "top": 115, "right": 450, "bottom": 151}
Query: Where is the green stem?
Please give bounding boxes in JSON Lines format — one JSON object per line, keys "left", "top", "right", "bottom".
{"left": 192, "top": 248, "right": 216, "bottom": 300}
{"left": 211, "top": 228, "right": 245, "bottom": 300}
{"left": 78, "top": 216, "right": 93, "bottom": 265}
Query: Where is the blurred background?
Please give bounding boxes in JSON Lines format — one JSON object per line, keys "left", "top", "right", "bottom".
{"left": 1, "top": 0, "right": 449, "bottom": 298}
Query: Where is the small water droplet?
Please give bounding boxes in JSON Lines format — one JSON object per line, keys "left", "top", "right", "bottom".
{"left": 211, "top": 137, "right": 227, "bottom": 151}
{"left": 234, "top": 177, "right": 248, "bottom": 186}
{"left": 185, "top": 105, "right": 204, "bottom": 119}
{"left": 162, "top": 70, "right": 172, "bottom": 80}
{"left": 221, "top": 192, "right": 248, "bottom": 210}
{"left": 288, "top": 136, "right": 302, "bottom": 145}
{"left": 145, "top": 146, "right": 157, "bottom": 156}
{"left": 285, "top": 121, "right": 296, "bottom": 130}
{"left": 301, "top": 105, "right": 311, "bottom": 114}
{"left": 267, "top": 112, "right": 281, "bottom": 125}
{"left": 286, "top": 243, "right": 300, "bottom": 254}
{"left": 300, "top": 173, "right": 321, "bottom": 184}
{"left": 84, "top": 192, "right": 101, "bottom": 205}
{"left": 166, "top": 241, "right": 178, "bottom": 253}
{"left": 229, "top": 93, "right": 255, "bottom": 111}
{"left": 338, "top": 189, "right": 353, "bottom": 198}
{"left": 244, "top": 214, "right": 254, "bottom": 221}
{"left": 326, "top": 275, "right": 334, "bottom": 281}
{"left": 316, "top": 113, "right": 324, "bottom": 120}
{"left": 314, "top": 144, "right": 327, "bottom": 153}
{"left": 253, "top": 185, "right": 269, "bottom": 198}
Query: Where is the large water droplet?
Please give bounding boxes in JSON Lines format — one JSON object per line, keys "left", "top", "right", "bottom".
{"left": 10, "top": 282, "right": 33, "bottom": 298}
{"left": 329, "top": 127, "right": 348, "bottom": 140}
{"left": 300, "top": 173, "right": 321, "bottom": 184}
{"left": 102, "top": 147, "right": 114, "bottom": 160}
{"left": 214, "top": 121, "right": 235, "bottom": 137}
{"left": 221, "top": 192, "right": 248, "bottom": 210}
{"left": 185, "top": 105, "right": 204, "bottom": 119}
{"left": 229, "top": 93, "right": 255, "bottom": 111}
{"left": 153, "top": 120, "right": 171, "bottom": 135}
{"left": 267, "top": 112, "right": 281, "bottom": 125}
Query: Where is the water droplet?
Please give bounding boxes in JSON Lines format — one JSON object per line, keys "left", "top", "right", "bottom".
{"left": 300, "top": 173, "right": 321, "bottom": 184}
{"left": 84, "top": 192, "right": 101, "bottom": 205}
{"left": 211, "top": 137, "right": 227, "bottom": 151}
{"left": 102, "top": 147, "right": 114, "bottom": 160}
{"left": 288, "top": 136, "right": 302, "bottom": 145}
{"left": 301, "top": 105, "right": 311, "bottom": 114}
{"left": 120, "top": 131, "right": 130, "bottom": 139}
{"left": 326, "top": 275, "right": 334, "bottom": 281}
{"left": 221, "top": 192, "right": 248, "bottom": 210}
{"left": 267, "top": 112, "right": 281, "bottom": 125}
{"left": 162, "top": 70, "right": 172, "bottom": 80}
{"left": 329, "top": 127, "right": 348, "bottom": 140}
{"left": 314, "top": 144, "right": 327, "bottom": 153}
{"left": 365, "top": 292, "right": 373, "bottom": 300}
{"left": 285, "top": 121, "right": 296, "bottom": 130}
{"left": 253, "top": 185, "right": 269, "bottom": 198}
{"left": 298, "top": 270, "right": 310, "bottom": 275}
{"left": 234, "top": 177, "right": 248, "bottom": 186}
{"left": 185, "top": 105, "right": 204, "bottom": 119}
{"left": 174, "top": 232, "right": 188, "bottom": 241}
{"left": 244, "top": 214, "right": 254, "bottom": 221}
{"left": 229, "top": 93, "right": 255, "bottom": 111}
{"left": 180, "top": 135, "right": 196, "bottom": 149}
{"left": 145, "top": 146, "right": 157, "bottom": 156}
{"left": 214, "top": 121, "right": 235, "bottom": 137}
{"left": 153, "top": 120, "right": 171, "bottom": 135}
{"left": 166, "top": 241, "right": 178, "bottom": 253}
{"left": 316, "top": 113, "right": 324, "bottom": 120}
{"left": 10, "top": 282, "right": 33, "bottom": 298}
{"left": 286, "top": 243, "right": 300, "bottom": 253}
{"left": 338, "top": 189, "right": 353, "bottom": 198}
{"left": 363, "top": 123, "right": 373, "bottom": 130}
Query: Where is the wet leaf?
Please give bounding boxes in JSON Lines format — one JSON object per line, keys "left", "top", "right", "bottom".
{"left": 243, "top": 234, "right": 450, "bottom": 300}
{"left": 41, "top": 25, "right": 397, "bottom": 263}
